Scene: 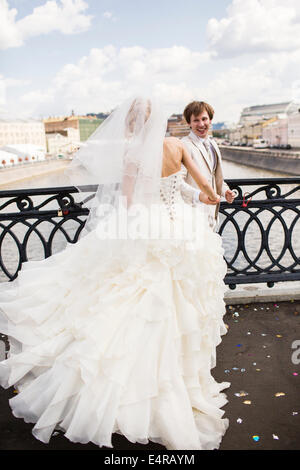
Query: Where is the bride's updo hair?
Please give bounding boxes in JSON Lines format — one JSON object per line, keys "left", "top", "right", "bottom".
{"left": 125, "top": 97, "right": 152, "bottom": 136}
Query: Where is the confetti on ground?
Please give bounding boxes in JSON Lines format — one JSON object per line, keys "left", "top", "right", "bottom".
{"left": 276, "top": 335, "right": 283, "bottom": 338}
{"left": 252, "top": 436, "right": 260, "bottom": 442}
{"left": 293, "top": 372, "right": 298, "bottom": 376}
{"left": 235, "top": 391, "right": 249, "bottom": 397}
{"left": 275, "top": 392, "right": 286, "bottom": 397}
{"left": 237, "top": 344, "right": 242, "bottom": 347}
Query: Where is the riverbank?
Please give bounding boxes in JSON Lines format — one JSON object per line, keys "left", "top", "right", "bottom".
{"left": 220, "top": 145, "right": 300, "bottom": 175}
{"left": 0, "top": 159, "right": 71, "bottom": 188}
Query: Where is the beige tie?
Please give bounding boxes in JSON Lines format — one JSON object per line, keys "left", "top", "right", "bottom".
{"left": 203, "top": 139, "right": 216, "bottom": 171}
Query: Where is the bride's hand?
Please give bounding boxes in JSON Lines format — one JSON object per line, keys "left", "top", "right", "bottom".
{"left": 200, "top": 193, "right": 220, "bottom": 205}
{"left": 207, "top": 194, "right": 220, "bottom": 204}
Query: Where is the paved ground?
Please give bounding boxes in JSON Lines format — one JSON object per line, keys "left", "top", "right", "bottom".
{"left": 0, "top": 300, "right": 299, "bottom": 451}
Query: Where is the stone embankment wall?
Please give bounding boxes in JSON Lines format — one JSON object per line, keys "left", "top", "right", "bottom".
{"left": 220, "top": 146, "right": 300, "bottom": 175}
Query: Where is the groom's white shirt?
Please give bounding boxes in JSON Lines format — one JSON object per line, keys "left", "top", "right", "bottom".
{"left": 180, "top": 131, "right": 229, "bottom": 230}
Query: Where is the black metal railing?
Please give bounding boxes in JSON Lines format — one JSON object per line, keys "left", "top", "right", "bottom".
{"left": 0, "top": 178, "right": 299, "bottom": 288}
{"left": 219, "top": 177, "right": 300, "bottom": 288}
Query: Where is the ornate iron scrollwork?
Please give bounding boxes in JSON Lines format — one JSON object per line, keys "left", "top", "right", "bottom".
{"left": 219, "top": 177, "right": 300, "bottom": 288}
{"left": 0, "top": 186, "right": 96, "bottom": 281}
{"left": 0, "top": 179, "right": 299, "bottom": 288}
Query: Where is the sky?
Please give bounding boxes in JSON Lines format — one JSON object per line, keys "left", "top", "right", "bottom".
{"left": 1, "top": 0, "right": 300, "bottom": 123}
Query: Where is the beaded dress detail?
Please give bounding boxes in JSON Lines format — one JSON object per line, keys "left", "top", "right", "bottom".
{"left": 159, "top": 172, "right": 183, "bottom": 221}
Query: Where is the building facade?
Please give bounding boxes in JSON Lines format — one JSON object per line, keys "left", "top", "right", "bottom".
{"left": 239, "top": 101, "right": 300, "bottom": 125}
{"left": 46, "top": 127, "right": 80, "bottom": 156}
{"left": 167, "top": 114, "right": 190, "bottom": 137}
{"left": 44, "top": 115, "right": 103, "bottom": 142}
{"left": 229, "top": 121, "right": 266, "bottom": 145}
{"left": 288, "top": 112, "right": 300, "bottom": 148}
{"left": 228, "top": 101, "right": 300, "bottom": 147}
{"left": 0, "top": 120, "right": 46, "bottom": 148}
{"left": 262, "top": 115, "right": 288, "bottom": 147}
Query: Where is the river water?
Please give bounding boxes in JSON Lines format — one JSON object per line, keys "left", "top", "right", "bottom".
{"left": 0, "top": 159, "right": 299, "bottom": 282}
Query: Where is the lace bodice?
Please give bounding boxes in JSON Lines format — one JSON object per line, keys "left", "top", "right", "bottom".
{"left": 159, "top": 171, "right": 184, "bottom": 220}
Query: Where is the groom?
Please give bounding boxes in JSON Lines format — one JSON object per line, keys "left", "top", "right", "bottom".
{"left": 180, "top": 100, "right": 235, "bottom": 231}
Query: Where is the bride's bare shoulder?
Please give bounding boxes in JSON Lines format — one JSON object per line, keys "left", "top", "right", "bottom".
{"left": 163, "top": 136, "right": 183, "bottom": 147}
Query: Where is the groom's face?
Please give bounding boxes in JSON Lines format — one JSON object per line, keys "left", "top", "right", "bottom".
{"left": 190, "top": 111, "right": 211, "bottom": 139}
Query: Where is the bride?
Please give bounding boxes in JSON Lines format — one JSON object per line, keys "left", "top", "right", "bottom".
{"left": 0, "top": 96, "right": 230, "bottom": 450}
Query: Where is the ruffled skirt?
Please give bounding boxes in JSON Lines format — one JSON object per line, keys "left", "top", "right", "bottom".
{"left": 0, "top": 208, "right": 230, "bottom": 450}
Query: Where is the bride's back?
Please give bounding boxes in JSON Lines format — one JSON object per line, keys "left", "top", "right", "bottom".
{"left": 162, "top": 137, "right": 183, "bottom": 178}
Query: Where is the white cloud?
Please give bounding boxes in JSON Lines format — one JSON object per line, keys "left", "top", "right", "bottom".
{"left": 207, "top": 0, "right": 300, "bottom": 57}
{"left": 2, "top": 43, "right": 299, "bottom": 122}
{"left": 0, "top": 0, "right": 23, "bottom": 49}
{"left": 102, "top": 11, "right": 117, "bottom": 22}
{"left": 16, "top": 45, "right": 212, "bottom": 117}
{"left": 199, "top": 64, "right": 281, "bottom": 123}
{"left": 103, "top": 11, "right": 113, "bottom": 19}
{"left": 0, "top": 0, "right": 93, "bottom": 50}
{"left": 0, "top": 78, "right": 6, "bottom": 109}
{"left": 202, "top": 48, "right": 300, "bottom": 120}
{"left": 0, "top": 74, "right": 31, "bottom": 115}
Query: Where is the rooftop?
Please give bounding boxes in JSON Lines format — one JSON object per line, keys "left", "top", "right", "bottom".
{"left": 241, "top": 101, "right": 299, "bottom": 117}
{"left": 0, "top": 119, "right": 44, "bottom": 123}
{"left": 44, "top": 115, "right": 101, "bottom": 123}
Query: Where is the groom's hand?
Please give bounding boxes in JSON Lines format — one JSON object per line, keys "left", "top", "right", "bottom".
{"left": 225, "top": 189, "right": 235, "bottom": 203}
{"left": 199, "top": 193, "right": 220, "bottom": 205}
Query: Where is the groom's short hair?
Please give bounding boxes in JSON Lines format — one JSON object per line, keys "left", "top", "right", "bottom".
{"left": 183, "top": 101, "right": 214, "bottom": 123}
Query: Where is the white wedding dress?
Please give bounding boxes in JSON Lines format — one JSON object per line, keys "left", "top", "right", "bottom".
{"left": 0, "top": 170, "right": 230, "bottom": 450}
